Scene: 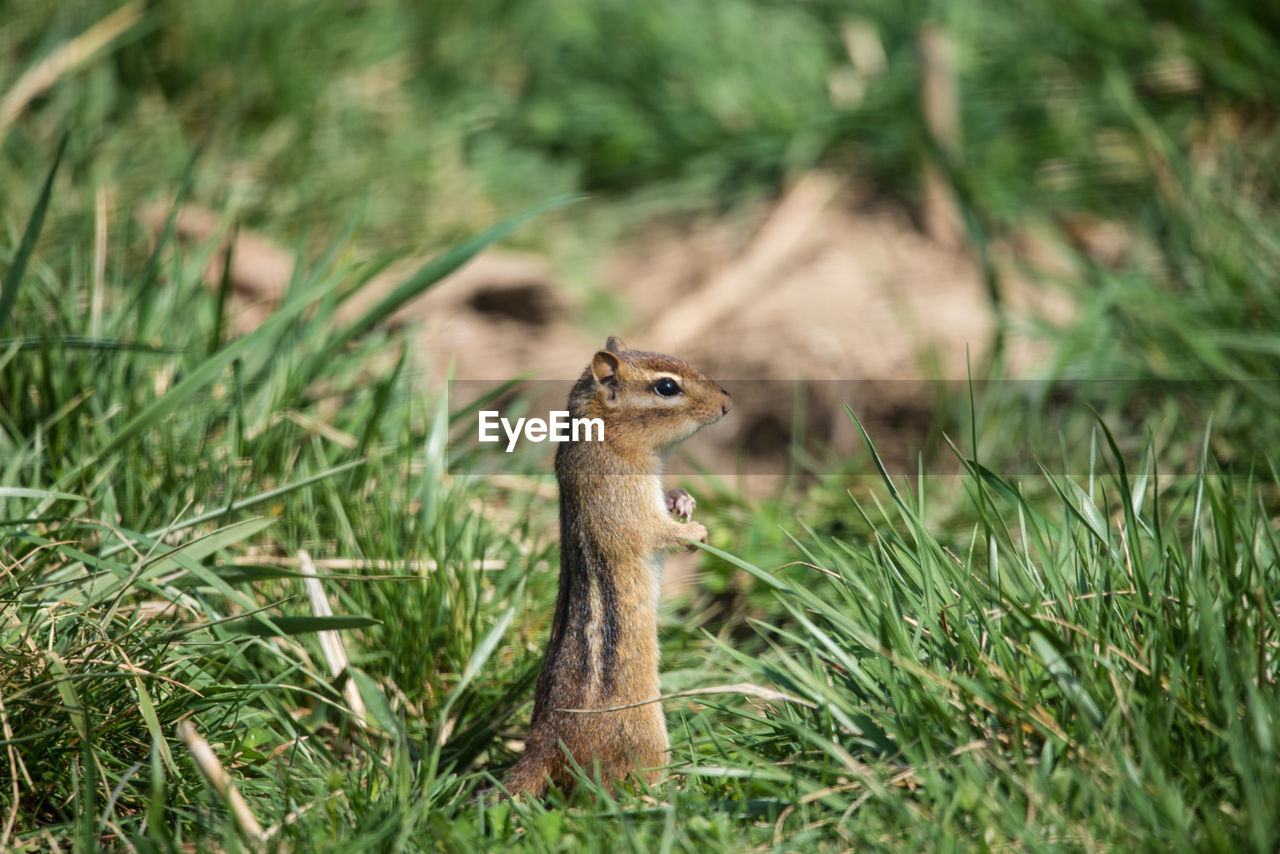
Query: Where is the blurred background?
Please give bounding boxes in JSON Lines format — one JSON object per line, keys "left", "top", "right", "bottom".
{"left": 5, "top": 0, "right": 1280, "bottom": 470}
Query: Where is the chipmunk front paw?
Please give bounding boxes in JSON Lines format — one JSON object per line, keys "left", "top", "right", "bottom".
{"left": 683, "top": 521, "right": 708, "bottom": 550}
{"left": 664, "top": 488, "right": 696, "bottom": 522}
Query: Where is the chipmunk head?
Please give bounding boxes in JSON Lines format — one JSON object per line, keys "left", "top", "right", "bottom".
{"left": 567, "top": 336, "right": 732, "bottom": 455}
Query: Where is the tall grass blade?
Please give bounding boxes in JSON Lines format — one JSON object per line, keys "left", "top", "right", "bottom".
{"left": 58, "top": 270, "right": 346, "bottom": 485}
{"left": 0, "top": 134, "right": 66, "bottom": 332}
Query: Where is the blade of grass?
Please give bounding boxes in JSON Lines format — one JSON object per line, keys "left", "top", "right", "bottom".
{"left": 0, "top": 134, "right": 66, "bottom": 333}
{"left": 55, "top": 272, "right": 348, "bottom": 488}
{"left": 219, "top": 614, "right": 380, "bottom": 637}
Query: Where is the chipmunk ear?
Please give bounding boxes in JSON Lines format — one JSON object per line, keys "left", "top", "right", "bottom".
{"left": 591, "top": 349, "right": 622, "bottom": 400}
{"left": 605, "top": 336, "right": 627, "bottom": 354}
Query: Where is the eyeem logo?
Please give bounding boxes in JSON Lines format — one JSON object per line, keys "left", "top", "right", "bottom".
{"left": 478, "top": 411, "right": 605, "bottom": 453}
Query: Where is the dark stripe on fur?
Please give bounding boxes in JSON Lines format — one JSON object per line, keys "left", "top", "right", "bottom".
{"left": 596, "top": 561, "right": 619, "bottom": 695}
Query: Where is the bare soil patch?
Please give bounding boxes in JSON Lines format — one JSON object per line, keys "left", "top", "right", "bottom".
{"left": 141, "top": 174, "right": 1071, "bottom": 484}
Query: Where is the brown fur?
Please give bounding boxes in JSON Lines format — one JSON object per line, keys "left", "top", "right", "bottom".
{"left": 505, "top": 337, "right": 732, "bottom": 797}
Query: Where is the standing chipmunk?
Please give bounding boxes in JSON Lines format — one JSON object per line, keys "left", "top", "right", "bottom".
{"left": 504, "top": 336, "right": 732, "bottom": 797}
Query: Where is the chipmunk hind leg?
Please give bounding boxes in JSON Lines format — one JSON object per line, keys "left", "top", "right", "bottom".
{"left": 503, "top": 754, "right": 550, "bottom": 798}
{"left": 503, "top": 738, "right": 572, "bottom": 799}
{"left": 595, "top": 706, "right": 668, "bottom": 789}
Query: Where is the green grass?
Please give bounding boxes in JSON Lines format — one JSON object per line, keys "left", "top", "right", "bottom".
{"left": 3, "top": 0, "right": 1280, "bottom": 851}
{"left": 710, "top": 441, "right": 1280, "bottom": 850}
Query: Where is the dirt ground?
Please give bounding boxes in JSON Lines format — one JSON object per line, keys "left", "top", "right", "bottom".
{"left": 145, "top": 171, "right": 1073, "bottom": 479}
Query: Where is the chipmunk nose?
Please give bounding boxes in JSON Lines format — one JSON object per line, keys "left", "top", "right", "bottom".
{"left": 719, "top": 387, "right": 732, "bottom": 416}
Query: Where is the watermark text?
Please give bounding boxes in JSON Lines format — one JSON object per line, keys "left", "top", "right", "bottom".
{"left": 478, "top": 410, "right": 605, "bottom": 452}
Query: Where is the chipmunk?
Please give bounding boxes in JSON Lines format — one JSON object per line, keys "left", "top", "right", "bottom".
{"left": 504, "top": 336, "right": 732, "bottom": 798}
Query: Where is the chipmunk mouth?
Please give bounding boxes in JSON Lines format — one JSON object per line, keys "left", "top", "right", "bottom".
{"left": 719, "top": 389, "right": 733, "bottom": 417}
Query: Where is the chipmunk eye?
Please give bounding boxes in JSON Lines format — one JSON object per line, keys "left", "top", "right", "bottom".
{"left": 652, "top": 377, "right": 682, "bottom": 398}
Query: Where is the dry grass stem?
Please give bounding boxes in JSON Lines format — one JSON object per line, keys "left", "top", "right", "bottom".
{"left": 297, "top": 549, "right": 368, "bottom": 725}
{"left": 0, "top": 3, "right": 143, "bottom": 139}
{"left": 558, "top": 681, "right": 817, "bottom": 715}
{"left": 177, "top": 720, "right": 267, "bottom": 847}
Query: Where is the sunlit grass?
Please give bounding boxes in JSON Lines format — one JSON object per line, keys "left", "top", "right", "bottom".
{"left": 2, "top": 0, "right": 1279, "bottom": 850}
